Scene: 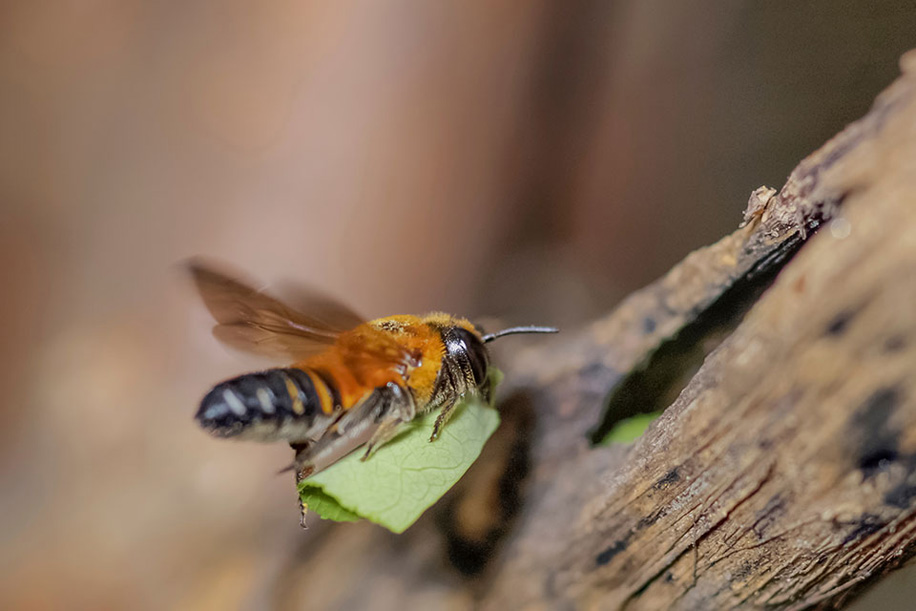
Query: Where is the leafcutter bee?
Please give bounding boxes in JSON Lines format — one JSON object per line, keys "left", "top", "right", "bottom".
{"left": 188, "top": 261, "right": 556, "bottom": 520}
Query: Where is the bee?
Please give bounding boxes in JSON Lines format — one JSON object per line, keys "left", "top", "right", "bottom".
{"left": 188, "top": 261, "right": 556, "bottom": 517}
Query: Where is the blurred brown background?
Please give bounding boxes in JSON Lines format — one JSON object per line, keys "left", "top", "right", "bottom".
{"left": 1, "top": 1, "right": 914, "bottom": 609}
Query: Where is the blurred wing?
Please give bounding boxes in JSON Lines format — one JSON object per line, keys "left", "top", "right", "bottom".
{"left": 274, "top": 280, "right": 366, "bottom": 332}
{"left": 187, "top": 260, "right": 365, "bottom": 360}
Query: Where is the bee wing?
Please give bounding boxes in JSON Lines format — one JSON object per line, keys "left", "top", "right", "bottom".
{"left": 187, "top": 260, "right": 365, "bottom": 360}
{"left": 274, "top": 280, "right": 365, "bottom": 332}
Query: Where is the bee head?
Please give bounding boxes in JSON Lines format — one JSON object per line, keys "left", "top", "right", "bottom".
{"left": 442, "top": 326, "right": 490, "bottom": 391}
{"left": 423, "top": 313, "right": 556, "bottom": 403}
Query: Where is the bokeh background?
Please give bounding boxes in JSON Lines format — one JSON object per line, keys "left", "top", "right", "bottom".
{"left": 2, "top": 2, "right": 915, "bottom": 609}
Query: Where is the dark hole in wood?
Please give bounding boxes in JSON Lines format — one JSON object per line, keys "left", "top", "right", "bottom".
{"left": 588, "top": 232, "right": 806, "bottom": 444}
{"left": 859, "top": 448, "right": 898, "bottom": 477}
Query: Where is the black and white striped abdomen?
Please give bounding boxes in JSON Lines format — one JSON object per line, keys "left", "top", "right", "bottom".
{"left": 196, "top": 368, "right": 336, "bottom": 442}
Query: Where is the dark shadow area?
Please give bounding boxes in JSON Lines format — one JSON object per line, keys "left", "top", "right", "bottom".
{"left": 436, "top": 389, "right": 536, "bottom": 576}
{"left": 588, "top": 229, "right": 810, "bottom": 444}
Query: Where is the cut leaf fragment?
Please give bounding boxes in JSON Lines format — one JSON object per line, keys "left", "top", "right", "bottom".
{"left": 298, "top": 370, "right": 503, "bottom": 533}
{"left": 301, "top": 488, "right": 361, "bottom": 523}
{"left": 600, "top": 411, "right": 662, "bottom": 445}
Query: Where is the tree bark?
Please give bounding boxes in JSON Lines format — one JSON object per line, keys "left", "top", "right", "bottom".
{"left": 272, "top": 50, "right": 916, "bottom": 611}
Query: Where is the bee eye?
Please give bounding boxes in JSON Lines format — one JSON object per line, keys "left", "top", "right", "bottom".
{"left": 451, "top": 328, "right": 489, "bottom": 387}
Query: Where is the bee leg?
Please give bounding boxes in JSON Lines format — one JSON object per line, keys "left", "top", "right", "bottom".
{"left": 290, "top": 442, "right": 313, "bottom": 529}
{"left": 386, "top": 382, "right": 416, "bottom": 420}
{"left": 298, "top": 477, "right": 310, "bottom": 530}
{"left": 361, "top": 383, "right": 415, "bottom": 460}
{"left": 361, "top": 417, "right": 406, "bottom": 460}
{"left": 430, "top": 396, "right": 464, "bottom": 442}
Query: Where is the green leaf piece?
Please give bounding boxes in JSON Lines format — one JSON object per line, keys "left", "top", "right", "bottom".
{"left": 301, "top": 487, "right": 361, "bottom": 523}
{"left": 600, "top": 411, "right": 662, "bottom": 445}
{"left": 298, "top": 370, "right": 503, "bottom": 533}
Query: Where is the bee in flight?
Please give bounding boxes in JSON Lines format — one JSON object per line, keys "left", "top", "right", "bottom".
{"left": 189, "top": 261, "right": 556, "bottom": 498}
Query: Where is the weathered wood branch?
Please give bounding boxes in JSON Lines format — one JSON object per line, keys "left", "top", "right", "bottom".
{"left": 271, "top": 51, "right": 916, "bottom": 610}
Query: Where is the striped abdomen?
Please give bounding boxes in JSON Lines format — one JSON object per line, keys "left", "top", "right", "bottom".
{"left": 196, "top": 368, "right": 341, "bottom": 442}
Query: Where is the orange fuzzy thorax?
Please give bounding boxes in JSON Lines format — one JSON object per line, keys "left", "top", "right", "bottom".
{"left": 292, "top": 313, "right": 479, "bottom": 412}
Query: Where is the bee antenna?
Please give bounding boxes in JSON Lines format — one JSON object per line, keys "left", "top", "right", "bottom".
{"left": 482, "top": 325, "right": 559, "bottom": 343}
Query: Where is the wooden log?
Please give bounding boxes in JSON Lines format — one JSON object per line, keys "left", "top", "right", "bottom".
{"left": 272, "top": 51, "right": 916, "bottom": 610}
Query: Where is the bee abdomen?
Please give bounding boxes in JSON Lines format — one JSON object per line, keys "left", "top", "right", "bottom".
{"left": 196, "top": 368, "right": 334, "bottom": 442}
